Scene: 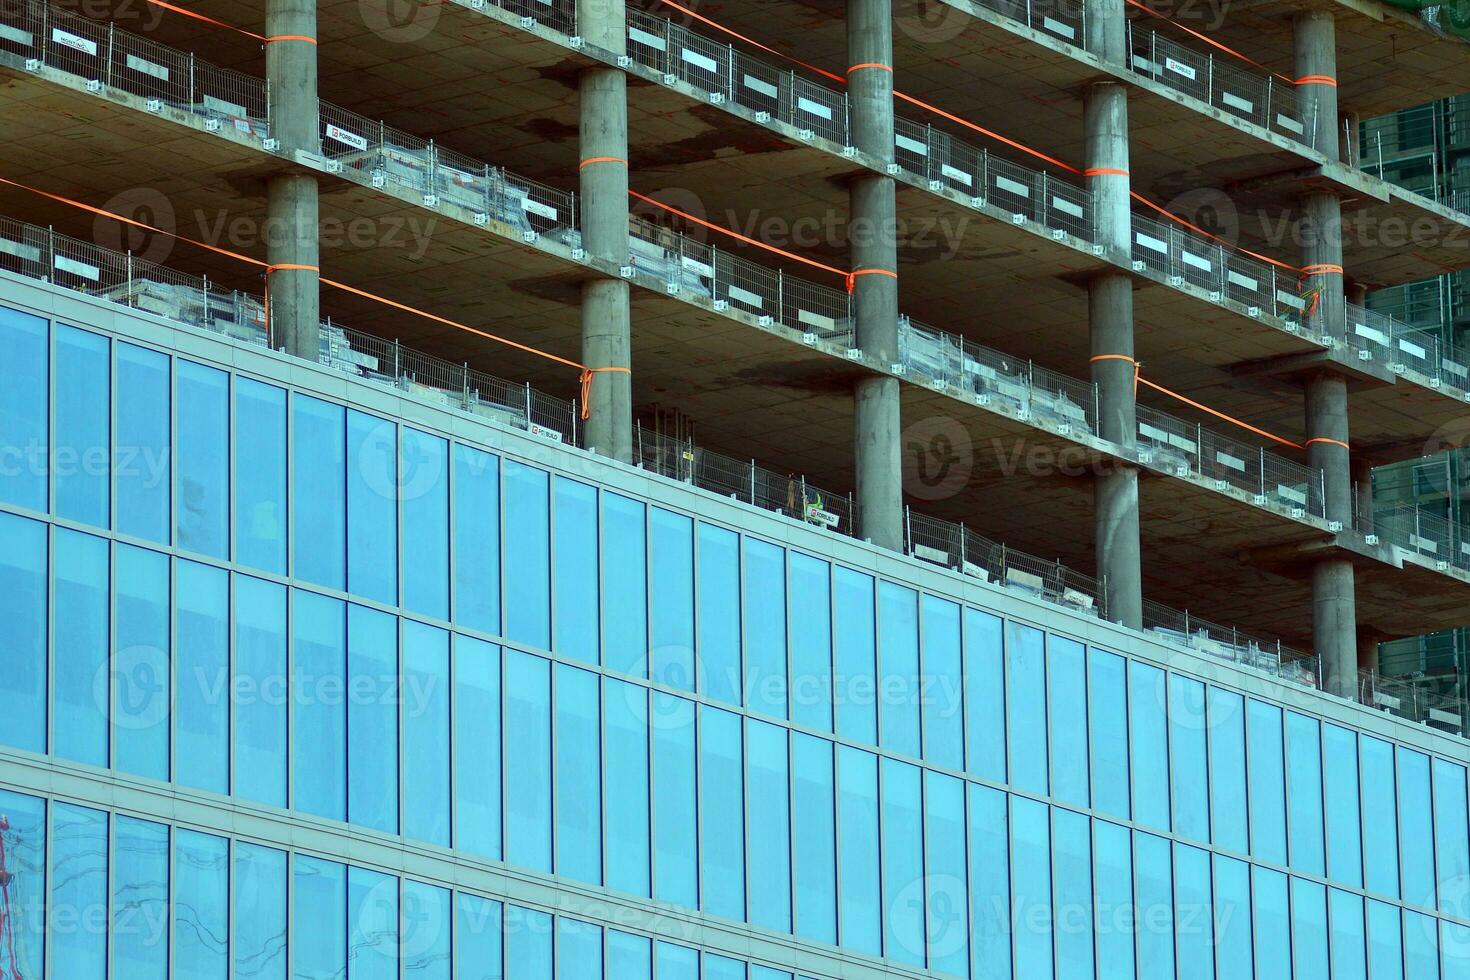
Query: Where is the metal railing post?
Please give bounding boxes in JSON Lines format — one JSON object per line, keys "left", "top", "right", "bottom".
{"left": 524, "top": 382, "right": 533, "bottom": 425}
{"left": 462, "top": 363, "right": 471, "bottom": 410}
{"left": 106, "top": 22, "right": 114, "bottom": 87}
{"left": 750, "top": 460, "right": 757, "bottom": 504}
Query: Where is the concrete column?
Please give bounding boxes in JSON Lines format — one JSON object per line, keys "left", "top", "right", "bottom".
{"left": 849, "top": 0, "right": 903, "bottom": 551}
{"left": 1086, "top": 81, "right": 1142, "bottom": 629}
{"left": 1084, "top": 0, "right": 1127, "bottom": 66}
{"left": 578, "top": 0, "right": 633, "bottom": 462}
{"left": 266, "top": 0, "right": 320, "bottom": 360}
{"left": 1302, "top": 190, "right": 1346, "bottom": 340}
{"left": 1294, "top": 11, "right": 1340, "bottom": 161}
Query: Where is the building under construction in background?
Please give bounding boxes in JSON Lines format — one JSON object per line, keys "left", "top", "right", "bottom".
{"left": 0, "top": 0, "right": 1467, "bottom": 976}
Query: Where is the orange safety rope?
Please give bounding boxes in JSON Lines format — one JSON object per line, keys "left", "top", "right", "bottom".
{"left": 1083, "top": 168, "right": 1130, "bottom": 177}
{"left": 0, "top": 176, "right": 614, "bottom": 400}
{"left": 1123, "top": 0, "right": 1292, "bottom": 83}
{"left": 579, "top": 366, "right": 632, "bottom": 419}
{"left": 1294, "top": 75, "right": 1338, "bottom": 87}
{"left": 1305, "top": 437, "right": 1350, "bottom": 451}
{"left": 580, "top": 157, "right": 629, "bottom": 168}
{"left": 142, "top": 0, "right": 316, "bottom": 44}
{"left": 656, "top": 0, "right": 1309, "bottom": 276}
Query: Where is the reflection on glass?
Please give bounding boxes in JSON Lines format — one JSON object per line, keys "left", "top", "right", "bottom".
{"left": 1053, "top": 809, "right": 1094, "bottom": 980}
{"left": 553, "top": 477, "right": 599, "bottom": 664}
{"left": 650, "top": 508, "right": 695, "bottom": 690}
{"left": 504, "top": 906, "right": 552, "bottom": 979}
{"left": 1324, "top": 723, "right": 1364, "bottom": 887}
{"left": 452, "top": 444, "right": 499, "bottom": 636}
{"left": 1287, "top": 712, "right": 1326, "bottom": 876}
{"left": 1398, "top": 747, "right": 1436, "bottom": 910}
{"left": 881, "top": 757, "right": 925, "bottom": 968}
{"left": 292, "top": 591, "right": 346, "bottom": 821}
{"left": 175, "top": 359, "right": 229, "bottom": 558}
{"left": 293, "top": 856, "right": 347, "bottom": 979}
{"left": 115, "top": 342, "right": 170, "bottom": 544}
{"left": 54, "top": 528, "right": 109, "bottom": 767}
{"left": 1088, "top": 649, "right": 1128, "bottom": 821}
{"left": 348, "top": 865, "right": 397, "bottom": 980}
{"left": 1247, "top": 700, "right": 1287, "bottom": 865}
{"left": 1011, "top": 796, "right": 1053, "bottom": 980}
{"left": 1007, "top": 623, "right": 1048, "bottom": 797}
{"left": 346, "top": 409, "right": 398, "bottom": 604}
{"left": 604, "top": 678, "right": 651, "bottom": 898}
{"left": 743, "top": 539, "right": 789, "bottom": 719}
{"left": 1172, "top": 843, "right": 1213, "bottom": 980}
{"left": 402, "top": 429, "right": 450, "bottom": 619}
{"left": 1360, "top": 736, "right": 1400, "bottom": 899}
{"left": 557, "top": 918, "right": 603, "bottom": 980}
{"left": 175, "top": 560, "right": 229, "bottom": 794}
{"left": 1134, "top": 831, "right": 1175, "bottom": 980}
{"left": 234, "top": 575, "right": 287, "bottom": 808}
{"left": 700, "top": 705, "right": 744, "bottom": 920}
{"left": 113, "top": 815, "right": 169, "bottom": 980}
{"left": 0, "top": 788, "right": 45, "bottom": 979}
{"left": 602, "top": 493, "right": 647, "bottom": 677}
{"left": 0, "top": 307, "right": 47, "bottom": 511}
{"left": 970, "top": 784, "right": 1011, "bottom": 980}
{"left": 653, "top": 692, "right": 697, "bottom": 908}
{"left": 792, "top": 732, "right": 837, "bottom": 945}
{"left": 505, "top": 650, "right": 552, "bottom": 872}
{"left": 51, "top": 803, "right": 108, "bottom": 978}
{"left": 54, "top": 324, "right": 109, "bottom": 527}
{"left": 114, "top": 544, "right": 170, "bottom": 781}
{"left": 965, "top": 609, "right": 1005, "bottom": 784}
{"left": 174, "top": 828, "right": 229, "bottom": 980}
{"left": 1168, "top": 675, "right": 1208, "bottom": 843}
{"left": 1048, "top": 637, "right": 1089, "bottom": 808}
{"left": 1208, "top": 689, "right": 1248, "bottom": 855}
{"left": 404, "top": 621, "right": 450, "bottom": 846}
{"left": 879, "top": 582, "right": 921, "bottom": 758}
{"left": 453, "top": 637, "right": 501, "bottom": 861}
{"left": 554, "top": 663, "right": 602, "bottom": 886}
{"left": 922, "top": 595, "right": 963, "bottom": 769}
{"left": 749, "top": 719, "right": 792, "bottom": 934}
{"left": 505, "top": 461, "right": 551, "bottom": 650}
{"left": 1366, "top": 899, "right": 1404, "bottom": 980}
{"left": 837, "top": 745, "right": 881, "bottom": 957}
{"left": 1094, "top": 820, "right": 1134, "bottom": 980}
{"left": 1213, "top": 854, "right": 1253, "bottom": 980}
{"left": 293, "top": 395, "right": 346, "bottom": 590}
{"left": 233, "top": 842, "right": 287, "bottom": 980}
{"left": 0, "top": 512, "right": 46, "bottom": 753}
{"left": 1129, "top": 661, "right": 1169, "bottom": 831}
{"left": 1329, "top": 888, "right": 1367, "bottom": 980}
{"left": 404, "top": 880, "right": 452, "bottom": 980}
{"left": 834, "top": 566, "right": 875, "bottom": 742}
{"left": 454, "top": 893, "right": 503, "bottom": 980}
{"left": 1291, "top": 877, "right": 1329, "bottom": 979}
{"left": 347, "top": 604, "right": 398, "bottom": 835}
{"left": 1431, "top": 759, "right": 1470, "bottom": 915}
{"left": 791, "top": 554, "right": 833, "bottom": 733}
{"left": 607, "top": 930, "right": 651, "bottom": 979}
{"left": 235, "top": 378, "right": 288, "bottom": 574}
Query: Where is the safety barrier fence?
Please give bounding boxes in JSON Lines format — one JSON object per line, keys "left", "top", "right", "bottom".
{"left": 1357, "top": 667, "right": 1469, "bottom": 737}
{"left": 1343, "top": 301, "right": 1470, "bottom": 392}
{"left": 5, "top": 211, "right": 1463, "bottom": 739}
{"left": 0, "top": 216, "right": 581, "bottom": 443}
{"left": 1125, "top": 25, "right": 1307, "bottom": 142}
{"left": 1372, "top": 501, "right": 1470, "bottom": 573}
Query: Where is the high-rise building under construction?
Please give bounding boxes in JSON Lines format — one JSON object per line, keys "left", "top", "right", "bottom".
{"left": 0, "top": 0, "right": 1466, "bottom": 977}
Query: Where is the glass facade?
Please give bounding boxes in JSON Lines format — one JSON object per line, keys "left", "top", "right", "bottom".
{"left": 0, "top": 298, "right": 1467, "bottom": 979}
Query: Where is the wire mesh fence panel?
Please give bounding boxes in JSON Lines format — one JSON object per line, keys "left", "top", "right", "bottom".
{"left": 986, "top": 154, "right": 1046, "bottom": 224}
{"left": 495, "top": 0, "right": 577, "bottom": 34}
{"left": 1129, "top": 211, "right": 1175, "bottom": 277}
{"left": 1261, "top": 452, "right": 1322, "bottom": 518}
{"left": 1041, "top": 175, "right": 1092, "bottom": 241}
{"left": 432, "top": 147, "right": 497, "bottom": 215}
{"left": 1135, "top": 405, "right": 1202, "bottom": 476}
{"left": 1196, "top": 427, "right": 1269, "bottom": 498}
{"left": 0, "top": 0, "right": 44, "bottom": 60}
{"left": 1167, "top": 223, "right": 1226, "bottom": 295}
{"left": 625, "top": 10, "right": 674, "bottom": 75}
{"left": 1135, "top": 32, "right": 1211, "bottom": 104}
{"left": 1028, "top": 364, "right": 1097, "bottom": 435}
{"left": 893, "top": 117, "right": 935, "bottom": 183}
{"left": 899, "top": 319, "right": 964, "bottom": 390}
{"left": 728, "top": 49, "right": 788, "bottom": 122}
{"left": 906, "top": 510, "right": 966, "bottom": 570}
{"left": 664, "top": 21, "right": 736, "bottom": 102}
{"left": 1026, "top": 0, "right": 1085, "bottom": 44}
{"left": 193, "top": 63, "right": 268, "bottom": 133}
{"left": 712, "top": 247, "right": 782, "bottom": 321}
{"left": 789, "top": 75, "right": 849, "bottom": 144}
{"left": 928, "top": 126, "right": 987, "bottom": 199}
{"left": 1220, "top": 250, "right": 1277, "bottom": 314}
{"left": 107, "top": 27, "right": 191, "bottom": 106}
{"left": 1389, "top": 323, "right": 1446, "bottom": 381}
{"left": 782, "top": 275, "right": 853, "bottom": 346}
{"left": 34, "top": 2, "right": 108, "bottom": 82}
{"left": 0, "top": 219, "right": 51, "bottom": 281}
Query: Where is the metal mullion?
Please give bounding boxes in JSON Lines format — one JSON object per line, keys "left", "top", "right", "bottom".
{"left": 916, "top": 589, "right": 927, "bottom": 766}
{"left": 45, "top": 315, "right": 55, "bottom": 520}
{"left": 226, "top": 837, "right": 235, "bottom": 980}
{"left": 690, "top": 511, "right": 701, "bottom": 697}
{"left": 107, "top": 519, "right": 118, "bottom": 772}
{"left": 396, "top": 612, "right": 406, "bottom": 839}
{"left": 166, "top": 815, "right": 177, "bottom": 980}
{"left": 736, "top": 531, "right": 748, "bottom": 710}
{"left": 548, "top": 472, "right": 559, "bottom": 658}
{"left": 549, "top": 653, "right": 560, "bottom": 879}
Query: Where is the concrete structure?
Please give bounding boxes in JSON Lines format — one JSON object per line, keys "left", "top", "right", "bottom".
{"left": 1, "top": 0, "right": 1470, "bottom": 973}
{"left": 264, "top": 0, "right": 320, "bottom": 359}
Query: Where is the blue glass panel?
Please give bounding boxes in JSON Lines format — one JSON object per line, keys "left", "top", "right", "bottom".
{"left": 452, "top": 445, "right": 499, "bottom": 636}
{"left": 700, "top": 705, "right": 745, "bottom": 920}
{"left": 1438, "top": 923, "right": 1466, "bottom": 980}
{"left": 175, "top": 560, "right": 228, "bottom": 794}
{"left": 1213, "top": 855, "right": 1253, "bottom": 980}
{"left": 1323, "top": 723, "right": 1363, "bottom": 887}
{"left": 1366, "top": 899, "right": 1404, "bottom": 980}
{"left": 837, "top": 745, "right": 881, "bottom": 957}
{"left": 1403, "top": 910, "right": 1440, "bottom": 980}
{"left": 1134, "top": 831, "right": 1175, "bottom": 980}
{"left": 1287, "top": 712, "right": 1326, "bottom": 875}
{"left": 233, "top": 843, "right": 287, "bottom": 980}
{"left": 697, "top": 522, "right": 741, "bottom": 704}
{"left": 505, "top": 650, "right": 552, "bottom": 872}
{"left": 1129, "top": 662, "right": 1170, "bottom": 832}
{"left": 174, "top": 828, "right": 228, "bottom": 980}
{"left": 969, "top": 784, "right": 1011, "bottom": 980}
{"left": 650, "top": 508, "right": 695, "bottom": 690}
{"left": 234, "top": 575, "right": 287, "bottom": 807}
{"left": 750, "top": 969, "right": 792, "bottom": 980}
{"left": 401, "top": 428, "right": 450, "bottom": 619}
{"left": 403, "top": 880, "right": 452, "bottom": 980}
{"left": 1168, "top": 674, "right": 1208, "bottom": 843}
{"left": 114, "top": 544, "right": 169, "bottom": 780}
{"left": 54, "top": 324, "right": 109, "bottom": 527}
{"left": 606, "top": 931, "right": 651, "bottom": 980}
{"left": 293, "top": 856, "right": 347, "bottom": 979}
{"left": 346, "top": 409, "right": 398, "bottom": 604}
{"left": 557, "top": 918, "right": 603, "bottom": 980}
{"left": 921, "top": 595, "right": 963, "bottom": 770}
{"left": 454, "top": 893, "right": 503, "bottom": 980}
{"left": 553, "top": 477, "right": 599, "bottom": 664}
{"left": 454, "top": 637, "right": 501, "bottom": 860}
{"left": 704, "top": 953, "right": 745, "bottom": 980}
{"left": 348, "top": 866, "right": 397, "bottom": 980}
{"left": 602, "top": 492, "right": 646, "bottom": 677}
{"left": 604, "top": 678, "right": 650, "bottom": 898}
{"left": 347, "top": 604, "right": 398, "bottom": 834}
{"left": 1094, "top": 820, "right": 1135, "bottom": 980}
{"left": 1007, "top": 622, "right": 1048, "bottom": 796}
{"left": 748, "top": 719, "right": 791, "bottom": 934}
{"left": 51, "top": 803, "right": 108, "bottom": 977}
{"left": 924, "top": 770, "right": 969, "bottom": 978}
{"left": 504, "top": 906, "right": 552, "bottom": 979}
{"left": 404, "top": 621, "right": 451, "bottom": 846}
{"left": 1252, "top": 867, "right": 1291, "bottom": 980}
{"left": 1292, "top": 878, "right": 1329, "bottom": 979}
{"left": 878, "top": 582, "right": 921, "bottom": 758}
{"left": 1207, "top": 688, "right": 1248, "bottom": 855}
{"left": 505, "top": 461, "right": 551, "bottom": 650}
{"left": 1360, "top": 736, "right": 1400, "bottom": 899}
{"left": 964, "top": 608, "right": 1004, "bottom": 784}
{"left": 882, "top": 757, "right": 925, "bottom": 967}
{"left": 742, "top": 538, "right": 789, "bottom": 719}
{"left": 791, "top": 732, "right": 837, "bottom": 944}
{"left": 1398, "top": 747, "right": 1436, "bottom": 911}
{"left": 653, "top": 692, "right": 698, "bottom": 908}
{"left": 1011, "top": 796, "right": 1053, "bottom": 980}
{"left": 1329, "top": 889, "right": 1367, "bottom": 980}
{"left": 175, "top": 359, "right": 229, "bottom": 557}
{"left": 0, "top": 512, "right": 46, "bottom": 753}
{"left": 834, "top": 565, "right": 875, "bottom": 742}
{"left": 54, "top": 527, "right": 109, "bottom": 766}
{"left": 1048, "top": 636, "right": 1089, "bottom": 807}
{"left": 1172, "top": 843, "right": 1213, "bottom": 980}
{"left": 1431, "top": 759, "right": 1469, "bottom": 915}
{"left": 555, "top": 663, "right": 602, "bottom": 886}
{"left": 0, "top": 788, "right": 45, "bottom": 979}
{"left": 234, "top": 377, "right": 288, "bottom": 574}
{"left": 791, "top": 553, "right": 833, "bottom": 732}
{"left": 1247, "top": 700, "right": 1287, "bottom": 864}
{"left": 1053, "top": 808, "right": 1094, "bottom": 980}
{"left": 292, "top": 395, "right": 346, "bottom": 590}
{"left": 1087, "top": 649, "right": 1128, "bottom": 820}
{"left": 292, "top": 591, "right": 346, "bottom": 821}
{"left": 655, "top": 941, "right": 698, "bottom": 980}
{"left": 0, "top": 307, "right": 47, "bottom": 511}
{"left": 115, "top": 342, "right": 170, "bottom": 543}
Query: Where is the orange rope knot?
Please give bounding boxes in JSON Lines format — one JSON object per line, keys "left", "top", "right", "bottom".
{"left": 579, "top": 366, "right": 632, "bottom": 420}
{"left": 1092, "top": 354, "right": 1140, "bottom": 395}
{"left": 846, "top": 268, "right": 898, "bottom": 293}
{"left": 265, "top": 263, "right": 320, "bottom": 274}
